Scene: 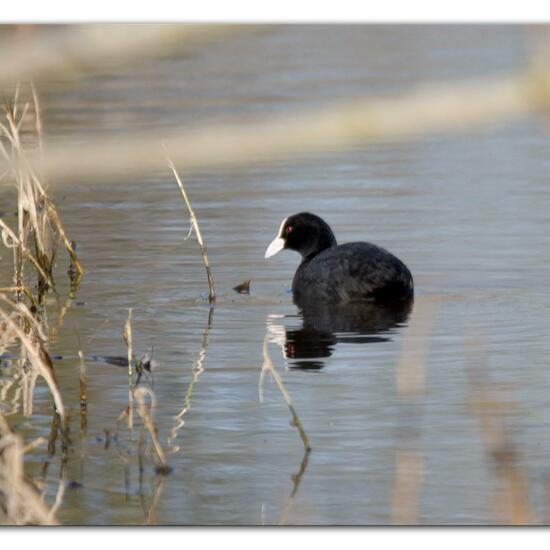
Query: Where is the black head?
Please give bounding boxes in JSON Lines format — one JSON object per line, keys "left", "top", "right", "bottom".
{"left": 265, "top": 212, "right": 337, "bottom": 260}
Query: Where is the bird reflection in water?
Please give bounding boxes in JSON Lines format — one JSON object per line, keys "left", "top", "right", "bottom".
{"left": 268, "top": 298, "right": 413, "bottom": 370}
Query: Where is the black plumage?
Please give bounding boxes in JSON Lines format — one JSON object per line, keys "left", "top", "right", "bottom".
{"left": 265, "top": 212, "right": 413, "bottom": 305}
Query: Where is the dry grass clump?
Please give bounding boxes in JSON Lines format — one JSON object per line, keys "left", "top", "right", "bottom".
{"left": 0, "top": 81, "right": 87, "bottom": 527}
{"left": 0, "top": 83, "right": 83, "bottom": 305}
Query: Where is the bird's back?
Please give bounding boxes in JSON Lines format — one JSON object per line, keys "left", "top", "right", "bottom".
{"left": 292, "top": 242, "right": 413, "bottom": 304}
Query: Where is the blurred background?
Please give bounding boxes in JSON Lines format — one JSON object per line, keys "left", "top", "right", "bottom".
{"left": 2, "top": 24, "right": 550, "bottom": 525}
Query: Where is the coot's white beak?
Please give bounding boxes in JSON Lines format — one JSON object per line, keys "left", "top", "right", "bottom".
{"left": 265, "top": 217, "right": 288, "bottom": 259}
{"left": 265, "top": 237, "right": 285, "bottom": 258}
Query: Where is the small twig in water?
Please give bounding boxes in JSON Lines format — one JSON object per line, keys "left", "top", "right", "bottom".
{"left": 233, "top": 280, "right": 251, "bottom": 295}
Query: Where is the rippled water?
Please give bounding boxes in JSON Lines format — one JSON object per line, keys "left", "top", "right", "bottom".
{"left": 3, "top": 25, "right": 550, "bottom": 525}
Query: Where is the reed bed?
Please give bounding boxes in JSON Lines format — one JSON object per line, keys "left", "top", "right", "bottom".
{"left": 0, "top": 84, "right": 83, "bottom": 302}
{"left": 0, "top": 84, "right": 79, "bottom": 467}
{"left": 0, "top": 297, "right": 69, "bottom": 525}
{"left": 0, "top": 81, "right": 84, "bottom": 525}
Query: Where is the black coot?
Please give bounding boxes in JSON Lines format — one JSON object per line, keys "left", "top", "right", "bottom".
{"left": 265, "top": 212, "right": 413, "bottom": 305}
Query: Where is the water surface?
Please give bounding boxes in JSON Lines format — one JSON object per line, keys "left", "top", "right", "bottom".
{"left": 2, "top": 25, "right": 550, "bottom": 525}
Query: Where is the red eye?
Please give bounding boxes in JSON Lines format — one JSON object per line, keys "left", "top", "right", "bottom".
{"left": 286, "top": 226, "right": 293, "bottom": 234}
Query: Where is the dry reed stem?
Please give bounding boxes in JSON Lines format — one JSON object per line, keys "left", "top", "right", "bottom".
{"left": 1, "top": 86, "right": 84, "bottom": 298}
{"left": 45, "top": 460, "right": 67, "bottom": 525}
{"left": 123, "top": 308, "right": 134, "bottom": 430}
{"left": 391, "top": 448, "right": 425, "bottom": 525}
{"left": 395, "top": 296, "right": 441, "bottom": 397}
{"left": 0, "top": 412, "right": 58, "bottom": 525}
{"left": 0, "top": 219, "right": 54, "bottom": 288}
{"left": 21, "top": 369, "right": 38, "bottom": 418}
{"left": 5, "top": 68, "right": 550, "bottom": 185}
{"left": 260, "top": 334, "right": 311, "bottom": 454}
{"left": 1, "top": 296, "right": 46, "bottom": 342}
{"left": 0, "top": 366, "right": 25, "bottom": 417}
{"left": 145, "top": 476, "right": 166, "bottom": 525}
{"left": 22, "top": 249, "right": 54, "bottom": 289}
{"left": 0, "top": 218, "right": 19, "bottom": 248}
{"left": 168, "top": 159, "right": 215, "bottom": 303}
{"left": 49, "top": 295, "right": 72, "bottom": 343}
{"left": 124, "top": 308, "right": 133, "bottom": 380}
{"left": 78, "top": 349, "right": 88, "bottom": 433}
{"left": 113, "top": 406, "right": 132, "bottom": 498}
{"left": 466, "top": 336, "right": 535, "bottom": 525}
{"left": 45, "top": 411, "right": 60, "bottom": 459}
{"left": 44, "top": 198, "right": 84, "bottom": 279}
{"left": 30, "top": 82, "right": 44, "bottom": 160}
{"left": 114, "top": 407, "right": 130, "bottom": 445}
{"left": 0, "top": 286, "right": 37, "bottom": 309}
{"left": 389, "top": 297, "right": 437, "bottom": 524}
{"left": 0, "top": 304, "right": 65, "bottom": 421}
{"left": 133, "top": 387, "right": 171, "bottom": 475}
